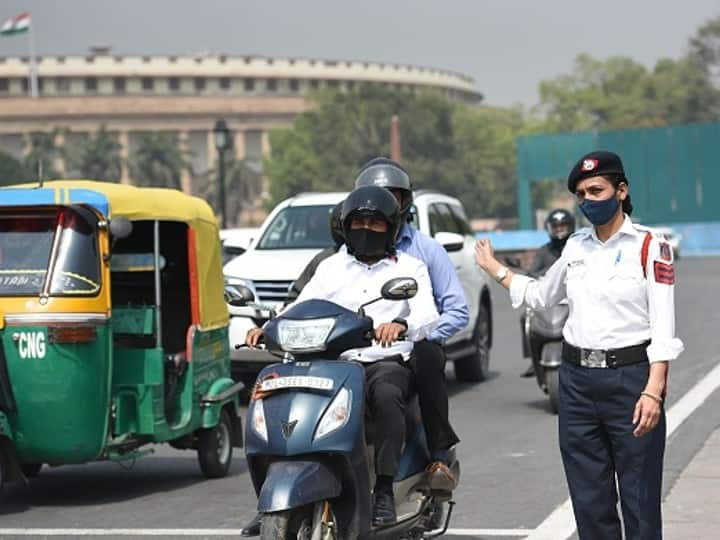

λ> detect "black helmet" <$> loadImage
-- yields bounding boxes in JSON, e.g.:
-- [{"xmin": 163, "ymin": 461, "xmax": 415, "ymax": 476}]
[
  {"xmin": 354, "ymin": 157, "xmax": 413, "ymax": 220},
  {"xmin": 330, "ymin": 200, "xmax": 344, "ymax": 247},
  {"xmin": 545, "ymin": 208, "xmax": 576, "ymax": 242},
  {"xmin": 342, "ymin": 185, "xmax": 401, "ymax": 258}
]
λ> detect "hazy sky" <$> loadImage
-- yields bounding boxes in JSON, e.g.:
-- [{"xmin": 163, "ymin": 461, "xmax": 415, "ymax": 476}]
[{"xmin": 1, "ymin": 0, "xmax": 719, "ymax": 106}]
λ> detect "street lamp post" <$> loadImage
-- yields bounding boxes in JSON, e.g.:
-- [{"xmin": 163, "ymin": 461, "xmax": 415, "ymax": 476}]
[{"xmin": 213, "ymin": 119, "xmax": 232, "ymax": 229}]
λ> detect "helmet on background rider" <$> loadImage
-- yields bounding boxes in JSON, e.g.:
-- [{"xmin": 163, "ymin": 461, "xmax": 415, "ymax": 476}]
[
  {"xmin": 544, "ymin": 208, "xmax": 576, "ymax": 249},
  {"xmin": 354, "ymin": 157, "xmax": 413, "ymax": 222},
  {"xmin": 329, "ymin": 200, "xmax": 345, "ymax": 247},
  {"xmin": 341, "ymin": 185, "xmax": 401, "ymax": 260}
]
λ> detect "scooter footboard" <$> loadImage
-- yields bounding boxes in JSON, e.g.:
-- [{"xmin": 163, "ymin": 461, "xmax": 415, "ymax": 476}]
[{"xmin": 258, "ymin": 461, "xmax": 341, "ymax": 513}]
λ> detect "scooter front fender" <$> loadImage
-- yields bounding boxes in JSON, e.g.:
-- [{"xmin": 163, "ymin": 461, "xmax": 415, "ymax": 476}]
[{"xmin": 258, "ymin": 460, "xmax": 341, "ymax": 513}]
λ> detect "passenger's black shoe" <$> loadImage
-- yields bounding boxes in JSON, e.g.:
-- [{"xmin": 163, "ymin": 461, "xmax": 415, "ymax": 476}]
[
  {"xmin": 521, "ymin": 364, "xmax": 535, "ymax": 377},
  {"xmin": 372, "ymin": 491, "xmax": 397, "ymax": 526},
  {"xmin": 241, "ymin": 512, "xmax": 262, "ymax": 537}
]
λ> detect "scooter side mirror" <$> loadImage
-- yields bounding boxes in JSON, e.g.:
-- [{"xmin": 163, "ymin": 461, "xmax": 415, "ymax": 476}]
[
  {"xmin": 381, "ymin": 277, "xmax": 418, "ymax": 301},
  {"xmin": 225, "ymin": 284, "xmax": 255, "ymax": 307}
]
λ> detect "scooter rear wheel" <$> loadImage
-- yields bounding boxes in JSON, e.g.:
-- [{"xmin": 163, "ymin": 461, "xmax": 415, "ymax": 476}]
[{"xmin": 260, "ymin": 508, "xmax": 314, "ymax": 540}]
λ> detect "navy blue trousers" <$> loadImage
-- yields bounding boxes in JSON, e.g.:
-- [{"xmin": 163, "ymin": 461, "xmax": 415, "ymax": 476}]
[{"xmin": 559, "ymin": 361, "xmax": 666, "ymax": 540}]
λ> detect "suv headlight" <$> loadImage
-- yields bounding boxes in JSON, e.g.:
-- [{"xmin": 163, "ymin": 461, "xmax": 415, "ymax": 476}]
[
  {"xmin": 315, "ymin": 387, "xmax": 352, "ymax": 440},
  {"xmin": 278, "ymin": 318, "xmax": 335, "ymax": 352},
  {"xmin": 251, "ymin": 399, "xmax": 268, "ymax": 442}
]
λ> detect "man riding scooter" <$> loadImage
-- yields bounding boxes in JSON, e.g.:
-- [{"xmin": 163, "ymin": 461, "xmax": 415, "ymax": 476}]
[
  {"xmin": 520, "ymin": 208, "xmax": 575, "ymax": 377},
  {"xmin": 246, "ymin": 185, "xmax": 440, "ymax": 527},
  {"xmin": 355, "ymin": 158, "xmax": 468, "ymax": 485}
]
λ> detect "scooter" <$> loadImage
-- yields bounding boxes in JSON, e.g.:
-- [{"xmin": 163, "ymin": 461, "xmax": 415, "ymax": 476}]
[
  {"xmin": 243, "ymin": 277, "xmax": 457, "ymax": 539},
  {"xmin": 522, "ymin": 301, "xmax": 568, "ymax": 414}
]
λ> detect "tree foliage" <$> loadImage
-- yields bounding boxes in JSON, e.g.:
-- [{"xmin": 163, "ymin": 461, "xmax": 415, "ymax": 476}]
[
  {"xmin": 0, "ymin": 151, "xmax": 31, "ymax": 185},
  {"xmin": 66, "ymin": 126, "xmax": 123, "ymax": 181},
  {"xmin": 266, "ymin": 87, "xmax": 522, "ymax": 218},
  {"xmin": 24, "ymin": 129, "xmax": 62, "ymax": 181},
  {"xmin": 128, "ymin": 132, "xmax": 189, "ymax": 189}
]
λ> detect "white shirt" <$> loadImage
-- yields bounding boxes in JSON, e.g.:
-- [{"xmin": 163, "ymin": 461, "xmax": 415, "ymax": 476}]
[
  {"xmin": 509, "ymin": 216, "xmax": 684, "ymax": 363},
  {"xmin": 294, "ymin": 246, "xmax": 439, "ymax": 362}
]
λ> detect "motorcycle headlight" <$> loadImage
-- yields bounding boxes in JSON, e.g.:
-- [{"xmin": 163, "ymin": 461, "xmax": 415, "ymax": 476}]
[
  {"xmin": 251, "ymin": 399, "xmax": 268, "ymax": 442},
  {"xmin": 315, "ymin": 387, "xmax": 352, "ymax": 440},
  {"xmin": 277, "ymin": 318, "xmax": 335, "ymax": 352}
]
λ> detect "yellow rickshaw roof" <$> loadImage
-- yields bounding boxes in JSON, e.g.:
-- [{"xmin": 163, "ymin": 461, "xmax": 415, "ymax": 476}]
[{"xmin": 12, "ymin": 180, "xmax": 219, "ymax": 226}]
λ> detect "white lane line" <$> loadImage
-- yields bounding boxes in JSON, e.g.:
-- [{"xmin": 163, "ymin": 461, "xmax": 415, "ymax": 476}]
[
  {"xmin": 0, "ymin": 530, "xmax": 244, "ymax": 536},
  {"xmin": 0, "ymin": 528, "xmax": 533, "ymax": 538},
  {"xmin": 447, "ymin": 528, "xmax": 532, "ymax": 536},
  {"xmin": 526, "ymin": 359, "xmax": 720, "ymax": 540}
]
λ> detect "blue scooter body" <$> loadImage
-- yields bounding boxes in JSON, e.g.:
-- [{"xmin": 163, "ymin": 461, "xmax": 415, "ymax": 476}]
[{"xmin": 245, "ymin": 299, "xmax": 435, "ymax": 539}]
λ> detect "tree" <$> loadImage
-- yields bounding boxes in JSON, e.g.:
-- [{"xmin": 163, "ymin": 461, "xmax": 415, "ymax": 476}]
[
  {"xmin": 535, "ymin": 52, "xmax": 720, "ymax": 133},
  {"xmin": 24, "ymin": 129, "xmax": 62, "ymax": 181},
  {"xmin": 0, "ymin": 151, "xmax": 31, "ymax": 185},
  {"xmin": 65, "ymin": 126, "xmax": 123, "ymax": 181},
  {"xmin": 128, "ymin": 132, "xmax": 189, "ymax": 189},
  {"xmin": 198, "ymin": 158, "xmax": 263, "ymax": 226},
  {"xmin": 265, "ymin": 86, "xmax": 518, "ymax": 219},
  {"xmin": 688, "ymin": 15, "xmax": 720, "ymax": 83}
]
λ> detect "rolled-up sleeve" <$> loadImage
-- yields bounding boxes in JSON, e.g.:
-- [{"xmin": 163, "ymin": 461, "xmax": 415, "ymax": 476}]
[
  {"xmin": 407, "ymin": 259, "xmax": 440, "ymax": 341},
  {"xmin": 645, "ymin": 239, "xmax": 684, "ymax": 363},
  {"xmin": 508, "ymin": 256, "xmax": 568, "ymax": 311}
]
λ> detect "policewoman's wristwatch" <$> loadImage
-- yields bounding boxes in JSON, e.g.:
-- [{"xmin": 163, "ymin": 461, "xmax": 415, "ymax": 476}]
[{"xmin": 494, "ymin": 265, "xmax": 509, "ymax": 283}]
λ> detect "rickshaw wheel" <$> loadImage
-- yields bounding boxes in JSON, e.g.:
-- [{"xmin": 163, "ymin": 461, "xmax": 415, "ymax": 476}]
[
  {"xmin": 197, "ymin": 409, "xmax": 233, "ymax": 478},
  {"xmin": 21, "ymin": 463, "xmax": 42, "ymax": 478}
]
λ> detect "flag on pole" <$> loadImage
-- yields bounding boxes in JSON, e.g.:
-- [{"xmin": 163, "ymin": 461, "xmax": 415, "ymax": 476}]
[{"xmin": 1, "ymin": 12, "xmax": 30, "ymax": 36}]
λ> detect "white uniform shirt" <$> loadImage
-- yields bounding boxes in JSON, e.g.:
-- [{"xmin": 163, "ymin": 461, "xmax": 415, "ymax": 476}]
[
  {"xmin": 509, "ymin": 216, "xmax": 684, "ymax": 363},
  {"xmin": 294, "ymin": 246, "xmax": 439, "ymax": 362}
]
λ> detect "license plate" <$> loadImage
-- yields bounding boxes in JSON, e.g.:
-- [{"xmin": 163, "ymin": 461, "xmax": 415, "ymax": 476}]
[{"xmin": 260, "ymin": 376, "xmax": 334, "ymax": 392}]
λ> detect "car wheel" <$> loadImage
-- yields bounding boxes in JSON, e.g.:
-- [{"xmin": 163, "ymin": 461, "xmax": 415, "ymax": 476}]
[{"xmin": 454, "ymin": 303, "xmax": 490, "ymax": 382}]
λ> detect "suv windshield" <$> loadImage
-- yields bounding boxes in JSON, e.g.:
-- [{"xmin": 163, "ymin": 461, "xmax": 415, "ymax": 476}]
[
  {"xmin": 0, "ymin": 209, "xmax": 100, "ymax": 296},
  {"xmin": 256, "ymin": 205, "xmax": 335, "ymax": 250}
]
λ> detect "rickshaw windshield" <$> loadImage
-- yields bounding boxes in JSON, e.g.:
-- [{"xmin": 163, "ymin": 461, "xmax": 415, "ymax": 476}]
[{"xmin": 0, "ymin": 209, "xmax": 101, "ymax": 297}]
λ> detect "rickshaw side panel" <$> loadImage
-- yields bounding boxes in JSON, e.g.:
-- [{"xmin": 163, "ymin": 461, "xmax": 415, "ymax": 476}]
[{"xmin": 2, "ymin": 323, "xmax": 112, "ymax": 463}]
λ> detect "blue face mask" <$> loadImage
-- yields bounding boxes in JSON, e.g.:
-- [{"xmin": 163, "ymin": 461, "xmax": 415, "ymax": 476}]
[{"xmin": 579, "ymin": 196, "xmax": 620, "ymax": 226}]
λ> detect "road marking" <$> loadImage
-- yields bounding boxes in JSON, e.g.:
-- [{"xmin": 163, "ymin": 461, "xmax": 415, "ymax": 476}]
[
  {"xmin": 0, "ymin": 528, "xmax": 533, "ymax": 538},
  {"xmin": 447, "ymin": 528, "xmax": 532, "ymax": 536},
  {"xmin": 526, "ymin": 359, "xmax": 720, "ymax": 540}
]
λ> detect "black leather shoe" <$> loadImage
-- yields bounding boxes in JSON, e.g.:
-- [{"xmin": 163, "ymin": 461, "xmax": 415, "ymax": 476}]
[
  {"xmin": 521, "ymin": 364, "xmax": 535, "ymax": 377},
  {"xmin": 241, "ymin": 512, "xmax": 262, "ymax": 537},
  {"xmin": 372, "ymin": 491, "xmax": 397, "ymax": 526}
]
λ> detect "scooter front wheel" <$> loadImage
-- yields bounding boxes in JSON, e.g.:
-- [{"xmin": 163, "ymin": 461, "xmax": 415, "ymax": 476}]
[{"xmin": 260, "ymin": 508, "xmax": 313, "ymax": 540}]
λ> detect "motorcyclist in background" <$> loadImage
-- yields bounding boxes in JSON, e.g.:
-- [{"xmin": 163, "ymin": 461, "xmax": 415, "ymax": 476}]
[{"xmin": 521, "ymin": 208, "xmax": 575, "ymax": 377}]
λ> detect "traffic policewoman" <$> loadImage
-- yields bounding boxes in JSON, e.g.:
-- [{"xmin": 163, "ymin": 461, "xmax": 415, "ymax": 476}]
[{"xmin": 474, "ymin": 150, "xmax": 683, "ymax": 540}]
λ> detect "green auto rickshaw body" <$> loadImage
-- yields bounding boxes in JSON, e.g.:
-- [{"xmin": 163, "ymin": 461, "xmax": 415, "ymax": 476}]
[{"xmin": 0, "ymin": 181, "xmax": 241, "ymax": 481}]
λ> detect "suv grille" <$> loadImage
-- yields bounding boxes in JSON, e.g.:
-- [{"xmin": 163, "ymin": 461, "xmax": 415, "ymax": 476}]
[{"xmin": 253, "ymin": 280, "xmax": 293, "ymax": 304}]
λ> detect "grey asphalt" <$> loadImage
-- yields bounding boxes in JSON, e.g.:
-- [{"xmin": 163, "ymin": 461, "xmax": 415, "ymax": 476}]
[{"xmin": 0, "ymin": 257, "xmax": 718, "ymax": 539}]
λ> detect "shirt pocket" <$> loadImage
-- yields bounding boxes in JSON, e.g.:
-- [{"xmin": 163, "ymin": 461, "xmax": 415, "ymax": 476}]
[
  {"xmin": 607, "ymin": 263, "xmax": 645, "ymax": 301},
  {"xmin": 565, "ymin": 263, "xmax": 587, "ymax": 298}
]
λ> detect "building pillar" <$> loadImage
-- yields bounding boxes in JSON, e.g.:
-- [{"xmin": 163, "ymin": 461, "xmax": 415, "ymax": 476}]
[
  {"xmin": 234, "ymin": 129, "xmax": 246, "ymax": 161},
  {"xmin": 119, "ymin": 131, "xmax": 131, "ymax": 184},
  {"xmin": 207, "ymin": 130, "xmax": 217, "ymax": 169},
  {"xmin": 54, "ymin": 131, "xmax": 66, "ymax": 178},
  {"xmin": 260, "ymin": 130, "xmax": 271, "ymax": 159},
  {"xmin": 179, "ymin": 130, "xmax": 192, "ymax": 195}
]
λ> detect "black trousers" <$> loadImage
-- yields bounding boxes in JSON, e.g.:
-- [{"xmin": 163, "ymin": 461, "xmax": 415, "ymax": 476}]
[
  {"xmin": 364, "ymin": 359, "xmax": 414, "ymax": 477},
  {"xmin": 408, "ymin": 340, "xmax": 460, "ymax": 453},
  {"xmin": 559, "ymin": 361, "xmax": 665, "ymax": 540}
]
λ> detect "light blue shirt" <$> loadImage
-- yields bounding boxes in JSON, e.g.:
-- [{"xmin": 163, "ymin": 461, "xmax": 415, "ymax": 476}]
[{"xmin": 396, "ymin": 223, "xmax": 469, "ymax": 343}]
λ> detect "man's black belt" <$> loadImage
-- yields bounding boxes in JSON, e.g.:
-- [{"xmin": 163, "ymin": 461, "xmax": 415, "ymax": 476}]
[{"xmin": 562, "ymin": 341, "xmax": 650, "ymax": 369}]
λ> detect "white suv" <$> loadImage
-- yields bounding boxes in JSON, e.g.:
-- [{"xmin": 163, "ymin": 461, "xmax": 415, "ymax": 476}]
[{"xmin": 224, "ymin": 191, "xmax": 493, "ymax": 385}]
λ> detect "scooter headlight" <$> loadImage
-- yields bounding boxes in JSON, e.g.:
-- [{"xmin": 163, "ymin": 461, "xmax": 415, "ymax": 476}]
[
  {"xmin": 277, "ymin": 318, "xmax": 335, "ymax": 352},
  {"xmin": 315, "ymin": 387, "xmax": 352, "ymax": 440},
  {"xmin": 251, "ymin": 399, "xmax": 268, "ymax": 442}
]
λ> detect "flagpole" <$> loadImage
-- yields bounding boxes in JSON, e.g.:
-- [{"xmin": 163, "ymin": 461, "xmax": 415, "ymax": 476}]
[{"xmin": 27, "ymin": 16, "xmax": 38, "ymax": 98}]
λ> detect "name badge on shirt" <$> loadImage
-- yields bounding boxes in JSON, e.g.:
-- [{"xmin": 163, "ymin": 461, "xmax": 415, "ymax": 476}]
[{"xmin": 568, "ymin": 259, "xmax": 586, "ymax": 269}]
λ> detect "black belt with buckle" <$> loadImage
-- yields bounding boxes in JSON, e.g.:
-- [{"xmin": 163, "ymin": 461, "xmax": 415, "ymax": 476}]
[{"xmin": 562, "ymin": 341, "xmax": 650, "ymax": 369}]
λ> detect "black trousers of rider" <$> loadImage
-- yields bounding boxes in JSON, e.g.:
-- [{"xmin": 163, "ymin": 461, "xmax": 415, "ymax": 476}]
[
  {"xmin": 364, "ymin": 359, "xmax": 414, "ymax": 477},
  {"xmin": 407, "ymin": 340, "xmax": 460, "ymax": 454},
  {"xmin": 559, "ymin": 360, "xmax": 665, "ymax": 540}
]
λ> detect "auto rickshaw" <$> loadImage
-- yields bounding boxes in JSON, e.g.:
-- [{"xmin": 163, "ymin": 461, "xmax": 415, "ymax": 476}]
[{"xmin": 0, "ymin": 180, "xmax": 243, "ymax": 487}]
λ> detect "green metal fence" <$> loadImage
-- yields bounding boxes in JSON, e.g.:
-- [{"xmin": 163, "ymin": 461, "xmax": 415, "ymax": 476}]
[{"xmin": 516, "ymin": 123, "xmax": 720, "ymax": 229}]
